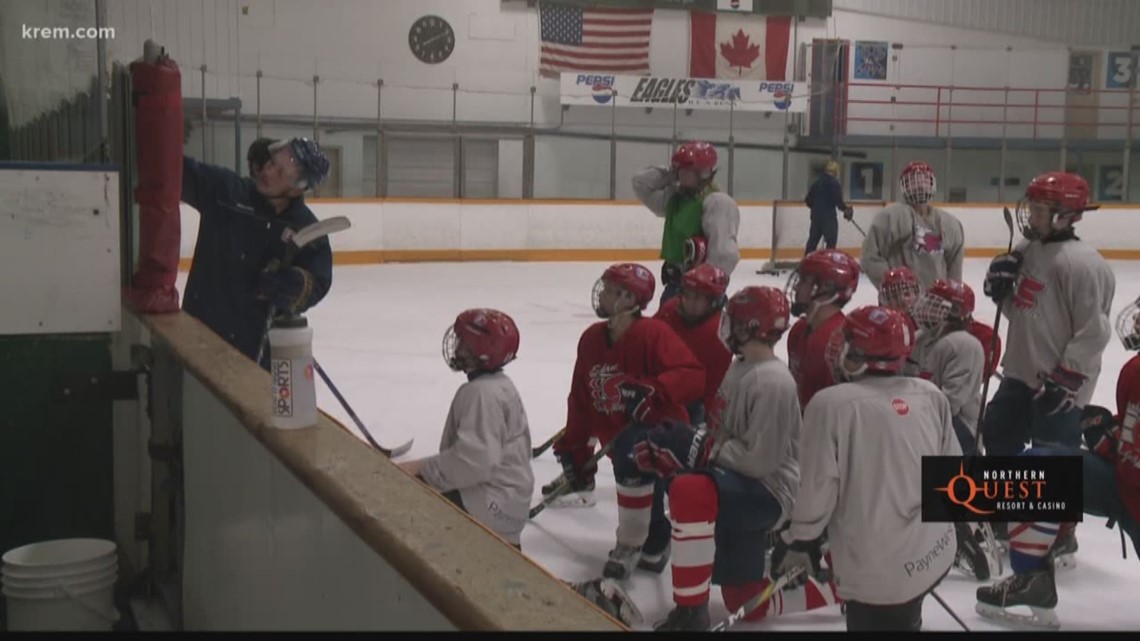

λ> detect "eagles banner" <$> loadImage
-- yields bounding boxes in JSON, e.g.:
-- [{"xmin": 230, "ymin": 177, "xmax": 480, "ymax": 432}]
[{"xmin": 559, "ymin": 72, "xmax": 807, "ymax": 113}]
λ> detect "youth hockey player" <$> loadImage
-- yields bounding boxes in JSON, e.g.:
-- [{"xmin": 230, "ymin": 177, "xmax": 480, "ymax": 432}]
[
  {"xmin": 399, "ymin": 309, "xmax": 534, "ymax": 550},
  {"xmin": 980, "ymin": 171, "xmax": 1115, "ymax": 549},
  {"xmin": 774, "ymin": 305, "xmax": 961, "ymax": 631},
  {"xmin": 976, "ymin": 298, "xmax": 1140, "ymax": 629},
  {"xmin": 634, "ymin": 286, "xmax": 800, "ymax": 631},
  {"xmin": 653, "ymin": 263, "xmax": 733, "ymax": 427},
  {"xmin": 632, "ymin": 141, "xmax": 741, "ymax": 304},
  {"xmin": 547, "ymin": 263, "xmax": 705, "ymax": 580},
  {"xmin": 786, "ymin": 249, "xmax": 861, "ymax": 409},
  {"xmin": 860, "ymin": 161, "xmax": 965, "ymax": 290}
]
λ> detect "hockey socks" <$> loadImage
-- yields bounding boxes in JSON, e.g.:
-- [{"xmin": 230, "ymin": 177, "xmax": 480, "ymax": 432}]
[{"xmin": 1009, "ymin": 521, "xmax": 1060, "ymax": 574}]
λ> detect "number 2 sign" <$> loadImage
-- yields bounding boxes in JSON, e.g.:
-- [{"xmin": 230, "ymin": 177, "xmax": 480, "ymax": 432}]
[
  {"xmin": 1106, "ymin": 51, "xmax": 1137, "ymax": 89},
  {"xmin": 1098, "ymin": 165, "xmax": 1124, "ymax": 201}
]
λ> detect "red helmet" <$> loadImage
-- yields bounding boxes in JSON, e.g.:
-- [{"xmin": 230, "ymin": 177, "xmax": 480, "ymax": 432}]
[
  {"xmin": 912, "ymin": 279, "xmax": 975, "ymax": 330},
  {"xmin": 785, "ymin": 249, "xmax": 860, "ymax": 315},
  {"xmin": 443, "ymin": 308, "xmax": 520, "ymax": 372},
  {"xmin": 719, "ymin": 286, "xmax": 791, "ymax": 353},
  {"xmin": 1017, "ymin": 171, "xmax": 1095, "ymax": 238},
  {"xmin": 593, "ymin": 263, "xmax": 656, "ymax": 316},
  {"xmin": 672, "ymin": 141, "xmax": 718, "ymax": 179},
  {"xmin": 826, "ymin": 305, "xmax": 916, "ymax": 379},
  {"xmin": 879, "ymin": 267, "xmax": 921, "ymax": 311},
  {"xmin": 899, "ymin": 161, "xmax": 936, "ymax": 206},
  {"xmin": 681, "ymin": 263, "xmax": 729, "ymax": 300}
]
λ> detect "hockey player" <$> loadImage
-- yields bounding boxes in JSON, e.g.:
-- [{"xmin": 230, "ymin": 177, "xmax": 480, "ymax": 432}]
[
  {"xmin": 878, "ymin": 267, "xmax": 922, "ymax": 369},
  {"xmin": 181, "ymin": 137, "xmax": 334, "ymax": 369},
  {"xmin": 653, "ymin": 263, "xmax": 733, "ymax": 427},
  {"xmin": 632, "ymin": 141, "xmax": 741, "ymax": 304},
  {"xmin": 785, "ymin": 249, "xmax": 861, "ymax": 409},
  {"xmin": 860, "ymin": 161, "xmax": 965, "ymax": 291},
  {"xmin": 247, "ymin": 137, "xmax": 277, "ymax": 178},
  {"xmin": 632, "ymin": 286, "xmax": 800, "ymax": 631},
  {"xmin": 399, "ymin": 309, "xmax": 534, "ymax": 551},
  {"xmin": 547, "ymin": 263, "xmax": 705, "ymax": 580},
  {"xmin": 774, "ymin": 306, "xmax": 961, "ymax": 631},
  {"xmin": 976, "ymin": 298, "xmax": 1140, "ymax": 629}
]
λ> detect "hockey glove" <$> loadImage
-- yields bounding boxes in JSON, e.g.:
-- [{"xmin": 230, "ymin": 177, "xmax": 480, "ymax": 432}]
[
  {"xmin": 843, "ymin": 205, "xmax": 854, "ymax": 221},
  {"xmin": 770, "ymin": 536, "xmax": 822, "ymax": 590},
  {"xmin": 616, "ymin": 378, "xmax": 665, "ymax": 425},
  {"xmin": 661, "ymin": 262, "xmax": 684, "ymax": 289},
  {"xmin": 983, "ymin": 252, "xmax": 1022, "ymax": 304},
  {"xmin": 682, "ymin": 235, "xmax": 708, "ymax": 271},
  {"xmin": 1034, "ymin": 366, "xmax": 1087, "ymax": 417},
  {"xmin": 255, "ymin": 259, "xmax": 315, "ymax": 313},
  {"xmin": 1080, "ymin": 404, "xmax": 1119, "ymax": 461},
  {"xmin": 643, "ymin": 420, "xmax": 715, "ymax": 478}
]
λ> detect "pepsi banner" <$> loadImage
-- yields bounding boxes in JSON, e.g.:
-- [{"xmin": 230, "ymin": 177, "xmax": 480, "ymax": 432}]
[{"xmin": 560, "ymin": 73, "xmax": 807, "ymax": 113}]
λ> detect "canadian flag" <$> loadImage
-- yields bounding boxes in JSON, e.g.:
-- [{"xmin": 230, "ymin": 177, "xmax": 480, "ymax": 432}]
[{"xmin": 689, "ymin": 9, "xmax": 791, "ymax": 80}]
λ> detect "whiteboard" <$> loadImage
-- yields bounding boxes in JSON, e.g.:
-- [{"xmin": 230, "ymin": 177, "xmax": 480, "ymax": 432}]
[{"xmin": 0, "ymin": 164, "xmax": 121, "ymax": 335}]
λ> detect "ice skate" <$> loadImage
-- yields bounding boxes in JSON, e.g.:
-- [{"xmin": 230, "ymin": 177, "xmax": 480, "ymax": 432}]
[
  {"xmin": 637, "ymin": 540, "xmax": 670, "ymax": 574},
  {"xmin": 603, "ymin": 543, "xmax": 642, "ymax": 581},
  {"xmin": 975, "ymin": 564, "xmax": 1060, "ymax": 629},
  {"xmin": 540, "ymin": 476, "xmax": 596, "ymax": 509},
  {"xmin": 654, "ymin": 603, "xmax": 710, "ymax": 631},
  {"xmin": 570, "ymin": 577, "xmax": 643, "ymax": 627}
]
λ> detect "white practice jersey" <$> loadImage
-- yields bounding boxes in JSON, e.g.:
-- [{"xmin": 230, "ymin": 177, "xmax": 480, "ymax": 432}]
[
  {"xmin": 918, "ymin": 329, "xmax": 985, "ymax": 434},
  {"xmin": 861, "ymin": 203, "xmax": 965, "ymax": 290},
  {"xmin": 708, "ymin": 357, "xmax": 802, "ymax": 524},
  {"xmin": 419, "ymin": 372, "xmax": 535, "ymax": 546},
  {"xmin": 1000, "ymin": 237, "xmax": 1116, "ymax": 407},
  {"xmin": 783, "ymin": 375, "xmax": 960, "ymax": 604}
]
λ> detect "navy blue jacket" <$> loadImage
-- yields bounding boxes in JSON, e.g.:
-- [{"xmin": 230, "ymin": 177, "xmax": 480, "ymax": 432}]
[
  {"xmin": 805, "ymin": 173, "xmax": 847, "ymax": 220},
  {"xmin": 181, "ymin": 156, "xmax": 333, "ymax": 366}
]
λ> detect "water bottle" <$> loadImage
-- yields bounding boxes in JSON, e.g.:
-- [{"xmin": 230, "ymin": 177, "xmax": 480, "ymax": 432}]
[{"xmin": 268, "ymin": 312, "xmax": 317, "ymax": 429}]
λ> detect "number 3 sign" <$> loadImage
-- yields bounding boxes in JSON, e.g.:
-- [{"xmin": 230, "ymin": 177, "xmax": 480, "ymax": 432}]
[{"xmin": 1106, "ymin": 51, "xmax": 1137, "ymax": 89}]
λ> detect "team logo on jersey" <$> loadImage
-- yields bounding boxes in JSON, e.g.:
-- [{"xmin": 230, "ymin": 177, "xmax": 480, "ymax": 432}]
[
  {"xmin": 1012, "ymin": 275, "xmax": 1046, "ymax": 311},
  {"xmin": 892, "ymin": 399, "xmax": 910, "ymax": 416},
  {"xmin": 912, "ymin": 222, "xmax": 944, "ymax": 256},
  {"xmin": 588, "ymin": 363, "xmax": 625, "ymax": 415}
]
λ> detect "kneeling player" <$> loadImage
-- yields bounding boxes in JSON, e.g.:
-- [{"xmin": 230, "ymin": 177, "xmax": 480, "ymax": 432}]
[
  {"xmin": 400, "ymin": 309, "xmax": 535, "ymax": 550},
  {"xmin": 634, "ymin": 286, "xmax": 802, "ymax": 631},
  {"xmin": 774, "ymin": 306, "xmax": 960, "ymax": 632},
  {"xmin": 548, "ymin": 263, "xmax": 705, "ymax": 580}
]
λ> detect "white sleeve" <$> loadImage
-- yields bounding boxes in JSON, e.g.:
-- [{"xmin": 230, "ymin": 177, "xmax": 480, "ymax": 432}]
[
  {"xmin": 783, "ymin": 396, "xmax": 839, "ymax": 544},
  {"xmin": 632, "ymin": 165, "xmax": 674, "ymax": 218}
]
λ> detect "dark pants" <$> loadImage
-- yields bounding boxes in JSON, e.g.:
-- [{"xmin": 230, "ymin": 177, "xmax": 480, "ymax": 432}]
[
  {"xmin": 805, "ymin": 216, "xmax": 839, "ymax": 255},
  {"xmin": 980, "ymin": 377, "xmax": 1082, "ymax": 456},
  {"xmin": 952, "ymin": 415, "xmax": 977, "ymax": 457},
  {"xmin": 845, "ymin": 594, "xmax": 925, "ymax": 631},
  {"xmin": 611, "ymin": 425, "xmax": 672, "ymax": 555},
  {"xmin": 703, "ymin": 466, "xmax": 784, "ymax": 584}
]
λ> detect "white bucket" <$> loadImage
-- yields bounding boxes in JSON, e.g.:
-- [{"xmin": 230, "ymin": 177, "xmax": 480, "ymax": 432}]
[{"xmin": 2, "ymin": 539, "xmax": 120, "ymax": 631}]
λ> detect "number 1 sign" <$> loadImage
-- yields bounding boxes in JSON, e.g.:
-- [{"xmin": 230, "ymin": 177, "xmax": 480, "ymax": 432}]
[{"xmin": 850, "ymin": 161, "xmax": 884, "ymax": 200}]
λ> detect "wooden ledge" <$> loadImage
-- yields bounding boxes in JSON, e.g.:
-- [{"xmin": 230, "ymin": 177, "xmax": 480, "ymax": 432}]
[{"xmin": 134, "ymin": 311, "xmax": 623, "ymax": 632}]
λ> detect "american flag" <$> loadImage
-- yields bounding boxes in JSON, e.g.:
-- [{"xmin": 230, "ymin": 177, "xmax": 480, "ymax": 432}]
[{"xmin": 538, "ymin": 3, "xmax": 654, "ymax": 79}]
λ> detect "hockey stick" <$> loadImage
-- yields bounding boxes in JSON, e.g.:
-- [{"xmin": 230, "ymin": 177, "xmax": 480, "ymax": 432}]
[
  {"xmin": 976, "ymin": 207, "xmax": 1016, "ymax": 456},
  {"xmin": 529, "ymin": 439, "xmax": 614, "ymax": 519},
  {"xmin": 255, "ymin": 216, "xmax": 352, "ymax": 365},
  {"xmin": 847, "ymin": 216, "xmax": 867, "ymax": 238},
  {"xmin": 533, "ymin": 427, "xmax": 566, "ymax": 458},
  {"xmin": 312, "ymin": 357, "xmax": 414, "ymax": 458},
  {"xmin": 709, "ymin": 566, "xmax": 806, "ymax": 632},
  {"xmin": 932, "ymin": 589, "xmax": 970, "ymax": 632}
]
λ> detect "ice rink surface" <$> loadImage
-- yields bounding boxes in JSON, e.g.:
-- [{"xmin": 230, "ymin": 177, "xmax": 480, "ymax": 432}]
[{"xmin": 180, "ymin": 256, "xmax": 1140, "ymax": 631}]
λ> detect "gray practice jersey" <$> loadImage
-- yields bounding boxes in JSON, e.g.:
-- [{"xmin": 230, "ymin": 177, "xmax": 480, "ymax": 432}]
[
  {"xmin": 632, "ymin": 166, "xmax": 741, "ymax": 276},
  {"xmin": 707, "ymin": 357, "xmax": 802, "ymax": 525},
  {"xmin": 918, "ymin": 330, "xmax": 985, "ymax": 434},
  {"xmin": 1000, "ymin": 238, "xmax": 1115, "ymax": 407},
  {"xmin": 419, "ymin": 372, "xmax": 535, "ymax": 546},
  {"xmin": 861, "ymin": 203, "xmax": 965, "ymax": 290},
  {"xmin": 783, "ymin": 376, "xmax": 960, "ymax": 604}
]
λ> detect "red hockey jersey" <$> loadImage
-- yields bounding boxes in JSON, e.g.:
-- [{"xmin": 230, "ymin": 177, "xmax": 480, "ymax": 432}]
[
  {"xmin": 787, "ymin": 312, "xmax": 846, "ymax": 410},
  {"xmin": 967, "ymin": 320, "xmax": 1002, "ymax": 380},
  {"xmin": 654, "ymin": 298, "xmax": 732, "ymax": 422},
  {"xmin": 556, "ymin": 317, "xmax": 705, "ymax": 466},
  {"xmin": 1114, "ymin": 354, "xmax": 1140, "ymax": 523}
]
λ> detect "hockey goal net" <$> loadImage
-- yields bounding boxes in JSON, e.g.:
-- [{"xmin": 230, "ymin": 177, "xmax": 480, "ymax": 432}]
[{"xmin": 756, "ymin": 199, "xmax": 888, "ymax": 275}]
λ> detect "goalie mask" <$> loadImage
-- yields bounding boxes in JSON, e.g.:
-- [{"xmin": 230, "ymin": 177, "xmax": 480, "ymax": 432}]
[
  {"xmin": 442, "ymin": 308, "xmax": 520, "ymax": 373},
  {"xmin": 899, "ymin": 161, "xmax": 936, "ymax": 206}
]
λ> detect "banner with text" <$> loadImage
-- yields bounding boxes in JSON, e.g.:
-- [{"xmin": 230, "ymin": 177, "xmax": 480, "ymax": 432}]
[{"xmin": 560, "ymin": 72, "xmax": 807, "ymax": 113}]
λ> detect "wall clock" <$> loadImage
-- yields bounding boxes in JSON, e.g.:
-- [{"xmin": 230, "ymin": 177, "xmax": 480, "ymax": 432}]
[{"xmin": 409, "ymin": 15, "xmax": 455, "ymax": 65}]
